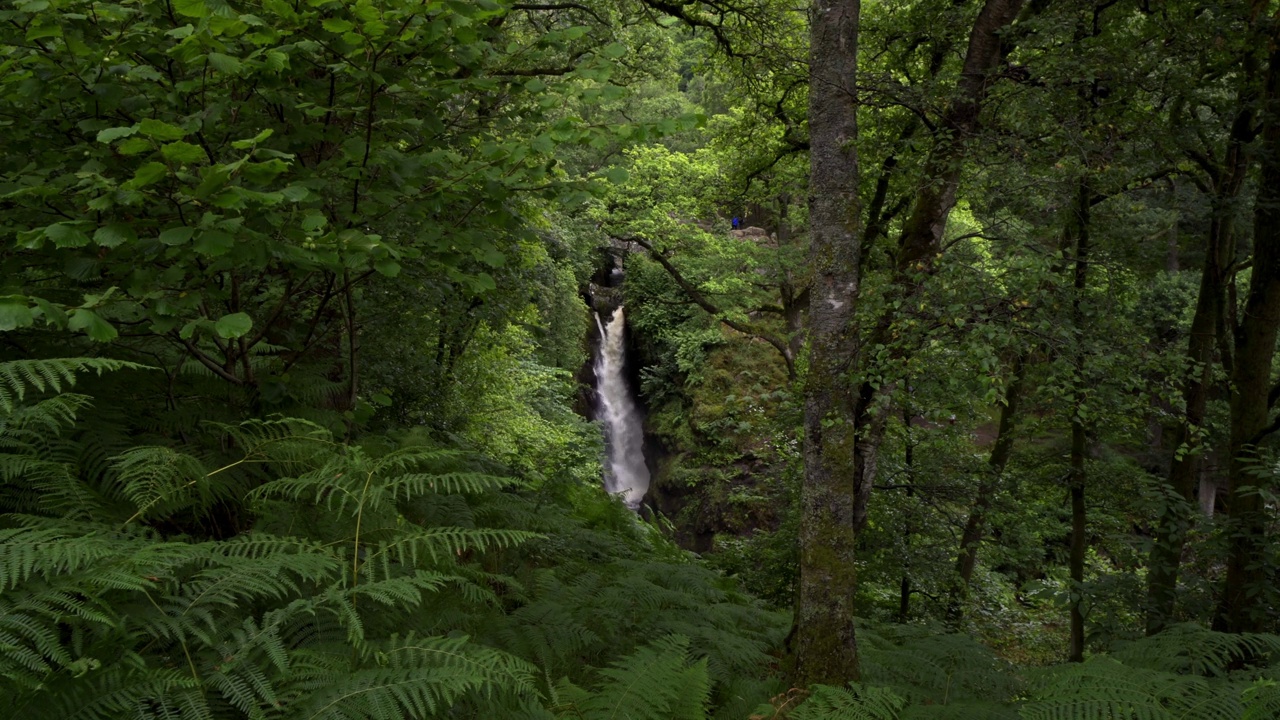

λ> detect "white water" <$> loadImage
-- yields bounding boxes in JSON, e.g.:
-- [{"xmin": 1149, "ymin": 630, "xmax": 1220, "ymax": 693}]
[{"xmin": 593, "ymin": 307, "xmax": 649, "ymax": 509}]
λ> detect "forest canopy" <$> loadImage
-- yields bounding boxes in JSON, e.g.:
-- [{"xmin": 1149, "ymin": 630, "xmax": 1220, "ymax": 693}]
[{"xmin": 4, "ymin": 0, "xmax": 1280, "ymax": 718}]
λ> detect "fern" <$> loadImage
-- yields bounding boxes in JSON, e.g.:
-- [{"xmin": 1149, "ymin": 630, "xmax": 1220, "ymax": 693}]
[
  {"xmin": 1020, "ymin": 657, "xmax": 1240, "ymax": 720},
  {"xmin": 0, "ymin": 358, "xmax": 147, "ymax": 414},
  {"xmin": 553, "ymin": 635, "xmax": 710, "ymax": 720},
  {"xmin": 788, "ymin": 684, "xmax": 908, "ymax": 720},
  {"xmin": 859, "ymin": 624, "xmax": 1023, "ymax": 707},
  {"xmin": 113, "ymin": 446, "xmax": 214, "ymax": 523},
  {"xmin": 1243, "ymin": 679, "xmax": 1280, "ymax": 720},
  {"xmin": 0, "ymin": 367, "xmax": 787, "ymax": 718},
  {"xmin": 1110, "ymin": 623, "xmax": 1280, "ymax": 677}
]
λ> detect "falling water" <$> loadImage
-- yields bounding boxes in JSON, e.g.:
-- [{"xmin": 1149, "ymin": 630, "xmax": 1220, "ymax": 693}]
[{"xmin": 593, "ymin": 306, "xmax": 650, "ymax": 509}]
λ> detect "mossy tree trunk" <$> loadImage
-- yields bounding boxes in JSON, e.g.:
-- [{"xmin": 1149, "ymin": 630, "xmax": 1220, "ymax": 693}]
[
  {"xmin": 1067, "ymin": 179, "xmax": 1091, "ymax": 664},
  {"xmin": 1216, "ymin": 35, "xmax": 1280, "ymax": 634},
  {"xmin": 1146, "ymin": 16, "xmax": 1264, "ymax": 634},
  {"xmin": 791, "ymin": 0, "xmax": 865, "ymax": 687},
  {"xmin": 791, "ymin": 0, "xmax": 1026, "ymax": 684}
]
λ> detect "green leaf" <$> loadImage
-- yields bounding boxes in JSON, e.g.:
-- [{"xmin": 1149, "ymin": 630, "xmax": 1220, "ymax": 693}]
[
  {"xmin": 126, "ymin": 162, "xmax": 169, "ymax": 188},
  {"xmin": 32, "ymin": 298, "xmax": 67, "ymax": 327},
  {"xmin": 138, "ymin": 119, "xmax": 187, "ymax": 141},
  {"xmin": 26, "ymin": 23, "xmax": 62, "ymax": 41},
  {"xmin": 374, "ymin": 259, "xmax": 401, "ymax": 277},
  {"xmin": 231, "ymin": 129, "xmax": 274, "ymax": 149},
  {"xmin": 158, "ymin": 226, "xmax": 196, "ymax": 245},
  {"xmin": 45, "ymin": 223, "xmax": 91, "ymax": 248},
  {"xmin": 193, "ymin": 230, "xmax": 235, "ymax": 256},
  {"xmin": 604, "ymin": 167, "xmax": 629, "ymax": 184},
  {"xmin": 97, "ymin": 126, "xmax": 138, "ymax": 143},
  {"xmin": 117, "ymin": 136, "xmax": 153, "ymax": 155},
  {"xmin": 241, "ymin": 159, "xmax": 290, "ymax": 185},
  {"xmin": 301, "ymin": 213, "xmax": 327, "ymax": 232},
  {"xmin": 601, "ymin": 42, "xmax": 628, "ymax": 59},
  {"xmin": 161, "ymin": 141, "xmax": 209, "ymax": 164},
  {"xmin": 214, "ymin": 312, "xmax": 253, "ymax": 339},
  {"xmin": 0, "ymin": 300, "xmax": 34, "ymax": 331},
  {"xmin": 68, "ymin": 309, "xmax": 118, "ymax": 342},
  {"xmin": 207, "ymin": 53, "xmax": 243, "ymax": 74},
  {"xmin": 172, "ymin": 0, "xmax": 209, "ymax": 17},
  {"xmin": 94, "ymin": 224, "xmax": 137, "ymax": 248},
  {"xmin": 323, "ymin": 18, "xmax": 355, "ymax": 33}
]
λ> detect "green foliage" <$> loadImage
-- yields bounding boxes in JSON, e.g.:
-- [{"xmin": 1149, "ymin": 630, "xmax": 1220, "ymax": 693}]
[
  {"xmin": 553, "ymin": 635, "xmax": 711, "ymax": 720},
  {"xmin": 0, "ymin": 357, "xmax": 786, "ymax": 718},
  {"xmin": 0, "ymin": 358, "xmax": 146, "ymax": 414},
  {"xmin": 789, "ymin": 684, "xmax": 908, "ymax": 720}
]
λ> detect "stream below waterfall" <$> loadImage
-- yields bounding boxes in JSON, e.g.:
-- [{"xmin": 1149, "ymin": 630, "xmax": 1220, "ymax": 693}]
[{"xmin": 593, "ymin": 306, "xmax": 649, "ymax": 508}]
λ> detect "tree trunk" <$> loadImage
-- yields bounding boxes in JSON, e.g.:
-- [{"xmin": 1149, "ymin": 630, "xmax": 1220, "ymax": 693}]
[
  {"xmin": 947, "ymin": 353, "xmax": 1026, "ymax": 623},
  {"xmin": 1066, "ymin": 177, "xmax": 1092, "ymax": 663},
  {"xmin": 898, "ymin": 404, "xmax": 916, "ymax": 623},
  {"xmin": 1144, "ymin": 199, "xmax": 1234, "ymax": 634},
  {"xmin": 1216, "ymin": 38, "xmax": 1280, "ymax": 634},
  {"xmin": 1068, "ymin": 417, "xmax": 1087, "ymax": 662},
  {"xmin": 791, "ymin": 0, "xmax": 864, "ymax": 686},
  {"xmin": 893, "ymin": 0, "xmax": 1025, "ymax": 267},
  {"xmin": 1147, "ymin": 41, "xmax": 1262, "ymax": 635},
  {"xmin": 792, "ymin": 0, "xmax": 1025, "ymax": 684}
]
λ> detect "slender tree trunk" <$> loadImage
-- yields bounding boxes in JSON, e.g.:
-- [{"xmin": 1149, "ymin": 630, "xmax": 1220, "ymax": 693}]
[
  {"xmin": 898, "ymin": 404, "xmax": 916, "ymax": 623},
  {"xmin": 1068, "ymin": 179, "xmax": 1091, "ymax": 663},
  {"xmin": 849, "ymin": 0, "xmax": 1026, "ymax": 537},
  {"xmin": 1145, "ymin": 207, "xmax": 1234, "ymax": 634},
  {"xmin": 791, "ymin": 0, "xmax": 864, "ymax": 686},
  {"xmin": 1147, "ymin": 45, "xmax": 1262, "ymax": 635},
  {"xmin": 893, "ymin": 0, "xmax": 1025, "ymax": 266},
  {"xmin": 947, "ymin": 353, "xmax": 1026, "ymax": 623},
  {"xmin": 1068, "ymin": 416, "xmax": 1088, "ymax": 661},
  {"xmin": 1216, "ymin": 38, "xmax": 1280, "ymax": 634}
]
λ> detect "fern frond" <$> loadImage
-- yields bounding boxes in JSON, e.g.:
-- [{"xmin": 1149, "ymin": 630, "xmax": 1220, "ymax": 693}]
[
  {"xmin": 295, "ymin": 635, "xmax": 537, "ymax": 719},
  {"xmin": 25, "ymin": 663, "xmax": 207, "ymax": 720},
  {"xmin": 1020, "ymin": 657, "xmax": 1240, "ymax": 720},
  {"xmin": 0, "ymin": 394, "xmax": 94, "ymax": 441},
  {"xmin": 1112, "ymin": 623, "xmax": 1280, "ymax": 677},
  {"xmin": 790, "ymin": 683, "xmax": 908, "ymax": 720},
  {"xmin": 1243, "ymin": 679, "xmax": 1280, "ymax": 720},
  {"xmin": 358, "ymin": 527, "xmax": 542, "ymax": 573},
  {"xmin": 112, "ymin": 446, "xmax": 211, "ymax": 522},
  {"xmin": 0, "ymin": 359, "xmax": 148, "ymax": 415},
  {"xmin": 553, "ymin": 635, "xmax": 710, "ymax": 720},
  {"xmin": 861, "ymin": 628, "xmax": 1021, "ymax": 706}
]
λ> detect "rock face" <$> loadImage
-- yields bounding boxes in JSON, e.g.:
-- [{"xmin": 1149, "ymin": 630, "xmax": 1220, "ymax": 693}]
[{"xmin": 731, "ymin": 225, "xmax": 773, "ymax": 244}]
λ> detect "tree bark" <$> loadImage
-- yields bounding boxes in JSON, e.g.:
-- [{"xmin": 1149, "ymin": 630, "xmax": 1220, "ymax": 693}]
[
  {"xmin": 1216, "ymin": 36, "xmax": 1280, "ymax": 634},
  {"xmin": 893, "ymin": 0, "xmax": 1025, "ymax": 268},
  {"xmin": 898, "ymin": 404, "xmax": 917, "ymax": 623},
  {"xmin": 1068, "ymin": 415, "xmax": 1087, "ymax": 662},
  {"xmin": 792, "ymin": 0, "xmax": 1025, "ymax": 683},
  {"xmin": 947, "ymin": 353, "xmax": 1026, "ymax": 623},
  {"xmin": 791, "ymin": 0, "xmax": 864, "ymax": 687},
  {"xmin": 1146, "ymin": 6, "xmax": 1266, "ymax": 636},
  {"xmin": 1068, "ymin": 179, "xmax": 1091, "ymax": 663},
  {"xmin": 844, "ymin": 0, "xmax": 1028, "ymax": 548},
  {"xmin": 1144, "ymin": 182, "xmax": 1239, "ymax": 634}
]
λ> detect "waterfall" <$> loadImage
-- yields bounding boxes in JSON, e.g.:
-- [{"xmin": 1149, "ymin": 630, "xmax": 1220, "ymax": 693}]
[{"xmin": 593, "ymin": 306, "xmax": 650, "ymax": 509}]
